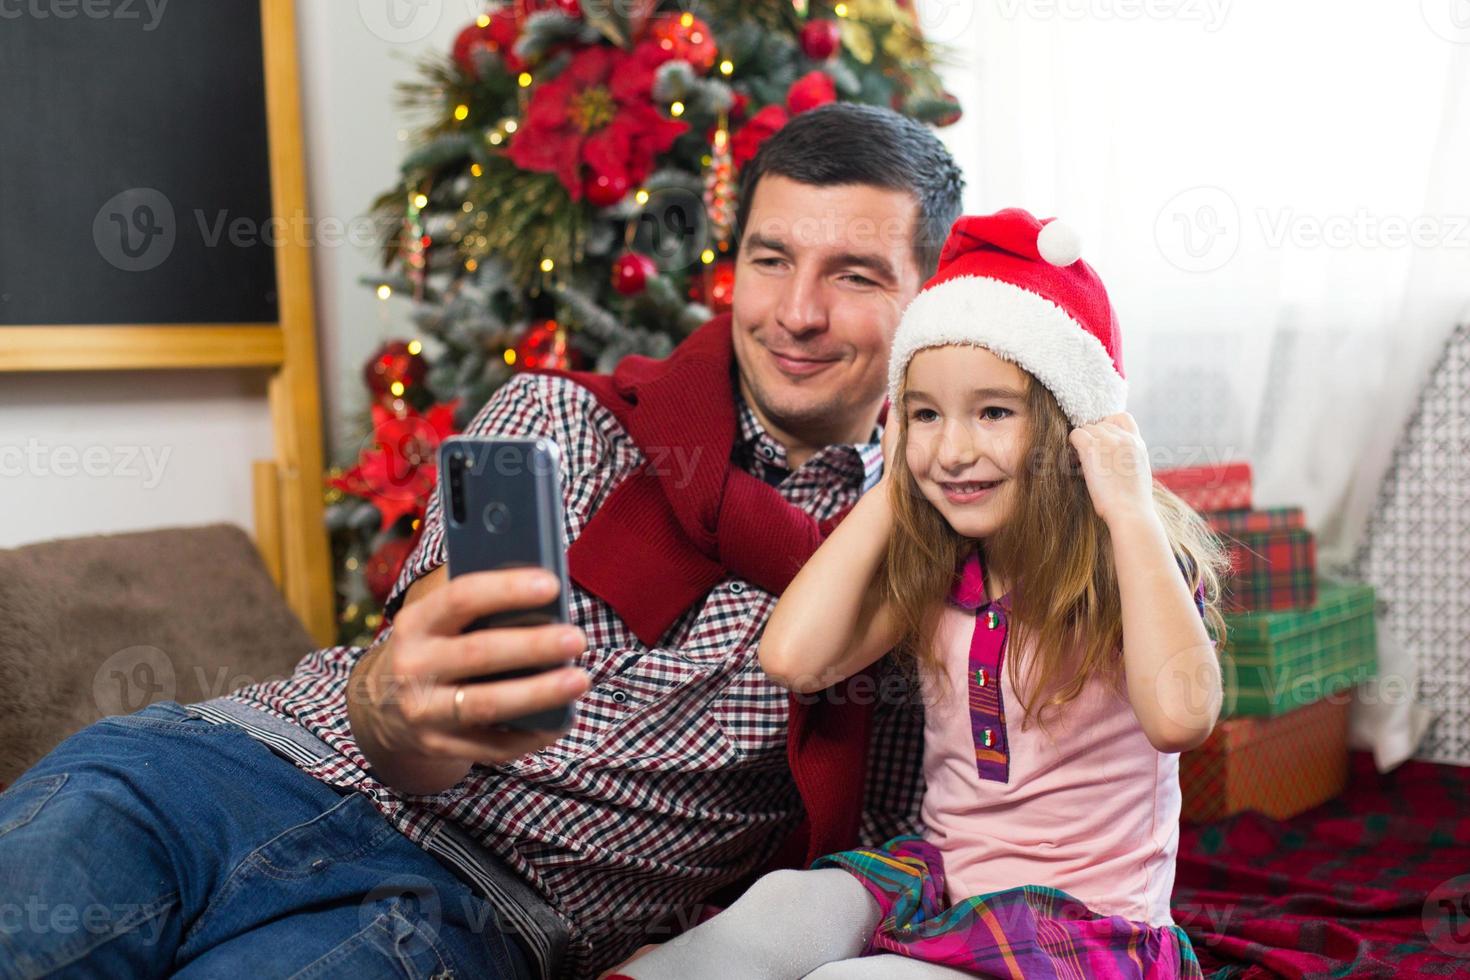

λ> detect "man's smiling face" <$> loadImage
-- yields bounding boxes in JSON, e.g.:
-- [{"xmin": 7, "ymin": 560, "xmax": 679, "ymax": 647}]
[{"xmin": 730, "ymin": 175, "xmax": 925, "ymax": 452}]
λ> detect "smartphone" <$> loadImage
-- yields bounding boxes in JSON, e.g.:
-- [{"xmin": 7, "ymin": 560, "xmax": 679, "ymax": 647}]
[{"xmin": 439, "ymin": 436, "xmax": 576, "ymax": 732}]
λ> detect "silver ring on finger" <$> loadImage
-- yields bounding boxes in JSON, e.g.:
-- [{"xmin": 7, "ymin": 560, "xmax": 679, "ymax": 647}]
[{"xmin": 453, "ymin": 685, "xmax": 467, "ymax": 726}]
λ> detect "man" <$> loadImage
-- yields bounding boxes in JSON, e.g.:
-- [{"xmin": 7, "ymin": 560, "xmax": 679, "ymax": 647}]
[{"xmin": 0, "ymin": 103, "xmax": 964, "ymax": 979}]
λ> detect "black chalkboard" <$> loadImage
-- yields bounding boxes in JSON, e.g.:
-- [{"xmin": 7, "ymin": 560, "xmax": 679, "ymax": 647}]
[{"xmin": 0, "ymin": 1, "xmax": 279, "ymax": 326}]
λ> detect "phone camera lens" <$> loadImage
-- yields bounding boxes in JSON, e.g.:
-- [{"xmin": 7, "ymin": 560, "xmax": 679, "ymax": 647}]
[
  {"xmin": 483, "ymin": 501, "xmax": 510, "ymax": 534},
  {"xmin": 447, "ymin": 451, "xmax": 468, "ymax": 524}
]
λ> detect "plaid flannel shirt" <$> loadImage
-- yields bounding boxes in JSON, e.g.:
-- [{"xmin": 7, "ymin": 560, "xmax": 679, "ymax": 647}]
[{"xmin": 199, "ymin": 372, "xmax": 926, "ymax": 978}]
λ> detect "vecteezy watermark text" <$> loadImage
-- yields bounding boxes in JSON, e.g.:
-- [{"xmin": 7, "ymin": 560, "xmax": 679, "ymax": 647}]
[
  {"xmin": 93, "ymin": 187, "xmax": 387, "ymax": 274},
  {"xmin": 0, "ymin": 439, "xmax": 171, "ymax": 489},
  {"xmin": 1156, "ymin": 185, "xmax": 1470, "ymax": 272},
  {"xmin": 0, "ymin": 0, "xmax": 168, "ymax": 31}
]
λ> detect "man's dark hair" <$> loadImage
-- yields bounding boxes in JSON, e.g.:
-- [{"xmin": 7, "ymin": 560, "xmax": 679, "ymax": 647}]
[{"xmin": 734, "ymin": 102, "xmax": 966, "ymax": 278}]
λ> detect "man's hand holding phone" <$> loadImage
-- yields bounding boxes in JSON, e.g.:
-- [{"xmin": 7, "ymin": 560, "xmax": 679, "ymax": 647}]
[{"xmin": 348, "ymin": 565, "xmax": 589, "ymax": 796}]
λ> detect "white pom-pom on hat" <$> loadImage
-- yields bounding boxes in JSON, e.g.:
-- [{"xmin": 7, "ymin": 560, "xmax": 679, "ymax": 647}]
[{"xmin": 1036, "ymin": 220, "xmax": 1082, "ymax": 267}]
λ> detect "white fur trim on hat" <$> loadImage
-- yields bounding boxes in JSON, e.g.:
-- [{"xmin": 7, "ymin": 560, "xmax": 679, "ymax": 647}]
[{"xmin": 887, "ymin": 275, "xmax": 1127, "ymax": 425}]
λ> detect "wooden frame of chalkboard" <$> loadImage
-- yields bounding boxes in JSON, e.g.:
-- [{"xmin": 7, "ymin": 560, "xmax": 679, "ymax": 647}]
[{"xmin": 0, "ymin": 0, "xmax": 334, "ymax": 645}]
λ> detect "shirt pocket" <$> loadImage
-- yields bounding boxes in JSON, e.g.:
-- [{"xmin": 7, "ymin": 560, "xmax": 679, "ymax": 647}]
[
  {"xmin": 709, "ymin": 659, "xmax": 792, "ymax": 770},
  {"xmin": 510, "ymin": 648, "xmax": 739, "ymax": 774},
  {"xmin": 677, "ymin": 581, "xmax": 774, "ymax": 661}
]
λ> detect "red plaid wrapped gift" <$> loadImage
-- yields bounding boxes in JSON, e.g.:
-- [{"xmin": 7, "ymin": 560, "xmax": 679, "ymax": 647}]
[
  {"xmin": 1205, "ymin": 507, "xmax": 1317, "ymax": 613},
  {"xmin": 1179, "ymin": 695, "xmax": 1350, "ymax": 823},
  {"xmin": 1156, "ymin": 462, "xmax": 1253, "ymax": 512}
]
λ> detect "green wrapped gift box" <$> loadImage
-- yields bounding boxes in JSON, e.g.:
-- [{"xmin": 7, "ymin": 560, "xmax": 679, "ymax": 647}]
[{"xmin": 1220, "ymin": 580, "xmax": 1377, "ymax": 718}]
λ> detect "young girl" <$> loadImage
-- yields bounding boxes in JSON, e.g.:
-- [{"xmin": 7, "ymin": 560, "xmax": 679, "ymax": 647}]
[{"xmin": 614, "ymin": 209, "xmax": 1227, "ymax": 979}]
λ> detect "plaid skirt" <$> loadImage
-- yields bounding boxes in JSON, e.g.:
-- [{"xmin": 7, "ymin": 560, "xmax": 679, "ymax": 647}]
[{"xmin": 812, "ymin": 835, "xmax": 1203, "ymax": 979}]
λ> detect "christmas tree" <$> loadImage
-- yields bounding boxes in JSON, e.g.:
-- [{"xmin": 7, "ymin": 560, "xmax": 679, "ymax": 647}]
[{"xmin": 326, "ymin": 0, "xmax": 962, "ymax": 645}]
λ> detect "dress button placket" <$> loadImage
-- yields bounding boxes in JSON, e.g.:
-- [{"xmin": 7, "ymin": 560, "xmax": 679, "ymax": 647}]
[{"xmin": 968, "ymin": 600, "xmax": 1011, "ymax": 783}]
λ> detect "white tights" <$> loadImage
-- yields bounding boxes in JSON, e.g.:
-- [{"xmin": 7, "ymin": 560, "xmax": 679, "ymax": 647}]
[{"xmin": 618, "ymin": 868, "xmax": 975, "ymax": 979}]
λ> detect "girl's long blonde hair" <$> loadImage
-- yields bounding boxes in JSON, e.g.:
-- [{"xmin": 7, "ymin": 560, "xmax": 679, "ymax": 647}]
[{"xmin": 879, "ymin": 364, "xmax": 1229, "ymax": 731}]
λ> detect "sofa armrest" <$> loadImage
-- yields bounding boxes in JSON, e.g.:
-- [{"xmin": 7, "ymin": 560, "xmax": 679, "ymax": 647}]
[{"xmin": 0, "ymin": 523, "xmax": 317, "ymax": 784}]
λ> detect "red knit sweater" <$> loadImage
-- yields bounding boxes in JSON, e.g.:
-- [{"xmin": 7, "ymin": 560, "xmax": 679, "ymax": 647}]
[{"xmin": 534, "ymin": 316, "xmax": 877, "ymax": 871}]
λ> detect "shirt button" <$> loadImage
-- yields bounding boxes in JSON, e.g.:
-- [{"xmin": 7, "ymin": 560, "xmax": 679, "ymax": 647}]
[
  {"xmin": 986, "ymin": 609, "xmax": 1001, "ymax": 630},
  {"xmin": 975, "ymin": 668, "xmax": 988, "ymax": 687},
  {"xmin": 982, "ymin": 728, "xmax": 994, "ymax": 747},
  {"xmin": 610, "ymin": 690, "xmax": 628, "ymax": 704},
  {"xmin": 760, "ymin": 445, "xmax": 776, "ymax": 459},
  {"xmin": 729, "ymin": 582, "xmax": 745, "ymax": 594}
]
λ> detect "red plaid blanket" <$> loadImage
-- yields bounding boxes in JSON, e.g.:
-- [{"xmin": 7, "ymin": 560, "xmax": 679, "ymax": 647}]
[{"xmin": 1172, "ymin": 750, "xmax": 1470, "ymax": 978}]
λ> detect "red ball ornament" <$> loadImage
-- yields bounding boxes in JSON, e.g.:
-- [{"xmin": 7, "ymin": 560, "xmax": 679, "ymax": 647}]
[
  {"xmin": 647, "ymin": 12, "xmax": 718, "ymax": 75},
  {"xmin": 584, "ymin": 170, "xmax": 630, "ymax": 208},
  {"xmin": 452, "ymin": 10, "xmax": 523, "ymax": 77},
  {"xmin": 452, "ymin": 23, "xmax": 495, "ymax": 77},
  {"xmin": 364, "ymin": 536, "xmax": 416, "ymax": 603},
  {"xmin": 514, "ymin": 319, "xmax": 576, "ymax": 370},
  {"xmin": 363, "ymin": 340, "xmax": 426, "ymax": 402},
  {"xmin": 934, "ymin": 92, "xmax": 964, "ymax": 127},
  {"xmin": 788, "ymin": 70, "xmax": 838, "ymax": 115},
  {"xmin": 612, "ymin": 252, "xmax": 658, "ymax": 296},
  {"xmin": 800, "ymin": 19, "xmax": 842, "ymax": 61}
]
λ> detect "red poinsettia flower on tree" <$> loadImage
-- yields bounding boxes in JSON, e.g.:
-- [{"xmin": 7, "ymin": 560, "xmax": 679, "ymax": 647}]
[
  {"xmin": 508, "ymin": 43, "xmax": 689, "ymax": 202},
  {"xmin": 731, "ymin": 105, "xmax": 790, "ymax": 169},
  {"xmin": 330, "ymin": 401, "xmax": 459, "ymax": 532}
]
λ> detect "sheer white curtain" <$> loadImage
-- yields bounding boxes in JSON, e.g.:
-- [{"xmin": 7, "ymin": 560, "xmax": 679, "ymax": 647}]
[{"xmin": 916, "ymin": 0, "xmax": 1470, "ymax": 768}]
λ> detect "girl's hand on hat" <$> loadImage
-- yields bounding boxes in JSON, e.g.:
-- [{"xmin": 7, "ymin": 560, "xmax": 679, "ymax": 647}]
[{"xmin": 1069, "ymin": 412, "xmax": 1157, "ymax": 529}]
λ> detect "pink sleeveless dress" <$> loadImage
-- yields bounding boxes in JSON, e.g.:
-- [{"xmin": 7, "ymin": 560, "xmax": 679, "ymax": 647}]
[{"xmin": 813, "ymin": 550, "xmax": 1204, "ymax": 978}]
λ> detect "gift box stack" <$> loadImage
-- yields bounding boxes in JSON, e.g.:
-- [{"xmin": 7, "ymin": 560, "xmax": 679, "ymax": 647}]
[{"xmin": 1156, "ymin": 462, "xmax": 1379, "ymax": 823}]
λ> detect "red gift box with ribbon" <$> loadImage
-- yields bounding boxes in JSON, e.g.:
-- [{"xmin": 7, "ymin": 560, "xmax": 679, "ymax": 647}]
[{"xmin": 1156, "ymin": 461, "xmax": 1253, "ymax": 513}]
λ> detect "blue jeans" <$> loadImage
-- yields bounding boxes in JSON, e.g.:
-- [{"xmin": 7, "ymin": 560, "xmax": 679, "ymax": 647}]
[{"xmin": 0, "ymin": 702, "xmax": 534, "ymax": 979}]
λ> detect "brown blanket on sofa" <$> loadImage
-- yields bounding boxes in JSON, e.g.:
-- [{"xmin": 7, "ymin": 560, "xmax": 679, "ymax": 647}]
[{"xmin": 0, "ymin": 523, "xmax": 317, "ymax": 784}]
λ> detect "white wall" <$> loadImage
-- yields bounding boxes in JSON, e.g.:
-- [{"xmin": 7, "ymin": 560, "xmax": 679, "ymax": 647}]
[
  {"xmin": 296, "ymin": 0, "xmax": 471, "ymax": 465},
  {"xmin": 0, "ymin": 2, "xmax": 468, "ymax": 549},
  {"xmin": 0, "ymin": 371, "xmax": 275, "ymax": 548}
]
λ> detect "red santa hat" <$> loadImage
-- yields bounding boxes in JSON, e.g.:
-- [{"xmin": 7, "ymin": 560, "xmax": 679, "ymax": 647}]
[{"xmin": 887, "ymin": 208, "xmax": 1125, "ymax": 426}]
